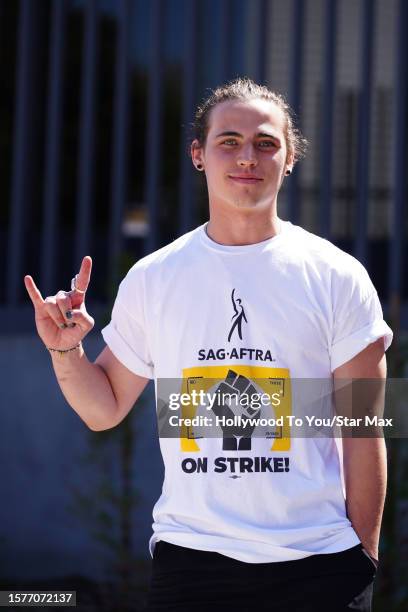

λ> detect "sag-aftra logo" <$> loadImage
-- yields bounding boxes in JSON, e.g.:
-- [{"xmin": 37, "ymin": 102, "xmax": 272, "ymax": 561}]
[{"xmin": 197, "ymin": 288, "xmax": 276, "ymax": 362}]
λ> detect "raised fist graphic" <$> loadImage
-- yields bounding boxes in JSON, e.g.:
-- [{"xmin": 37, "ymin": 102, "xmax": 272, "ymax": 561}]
[{"xmin": 210, "ymin": 369, "xmax": 261, "ymax": 451}]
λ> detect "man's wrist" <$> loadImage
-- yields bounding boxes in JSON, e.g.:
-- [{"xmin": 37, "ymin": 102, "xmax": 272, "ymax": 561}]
[
  {"xmin": 361, "ymin": 546, "xmax": 379, "ymax": 567},
  {"xmin": 49, "ymin": 341, "xmax": 84, "ymax": 362}
]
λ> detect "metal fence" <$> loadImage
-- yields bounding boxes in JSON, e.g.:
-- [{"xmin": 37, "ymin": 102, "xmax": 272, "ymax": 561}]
[{"xmin": 0, "ymin": 0, "xmax": 407, "ymax": 333}]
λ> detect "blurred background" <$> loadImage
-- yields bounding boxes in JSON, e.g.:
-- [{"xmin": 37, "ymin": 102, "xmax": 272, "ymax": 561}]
[{"xmin": 0, "ymin": 0, "xmax": 407, "ymax": 610}]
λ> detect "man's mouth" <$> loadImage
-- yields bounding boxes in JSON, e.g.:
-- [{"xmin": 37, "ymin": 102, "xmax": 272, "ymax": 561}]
[{"xmin": 228, "ymin": 174, "xmax": 263, "ymax": 184}]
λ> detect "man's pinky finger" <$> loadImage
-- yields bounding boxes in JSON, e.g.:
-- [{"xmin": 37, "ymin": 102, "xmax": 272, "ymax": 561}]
[{"xmin": 24, "ymin": 276, "xmax": 44, "ymax": 307}]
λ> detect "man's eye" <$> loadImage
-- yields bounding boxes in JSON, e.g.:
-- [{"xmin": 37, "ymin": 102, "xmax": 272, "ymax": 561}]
[{"xmin": 220, "ymin": 140, "xmax": 276, "ymax": 147}]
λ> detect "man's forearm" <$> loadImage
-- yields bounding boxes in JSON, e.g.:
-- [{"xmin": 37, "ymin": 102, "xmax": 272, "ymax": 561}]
[
  {"xmin": 343, "ymin": 436, "xmax": 387, "ymax": 560},
  {"xmin": 50, "ymin": 344, "xmax": 118, "ymax": 431}
]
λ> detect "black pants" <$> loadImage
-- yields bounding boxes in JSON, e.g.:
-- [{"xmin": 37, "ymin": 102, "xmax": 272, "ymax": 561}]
[{"xmin": 144, "ymin": 541, "xmax": 378, "ymax": 611}]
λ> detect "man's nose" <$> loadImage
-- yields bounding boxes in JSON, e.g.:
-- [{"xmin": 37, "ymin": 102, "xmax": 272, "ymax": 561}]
[{"xmin": 237, "ymin": 145, "xmax": 257, "ymax": 166}]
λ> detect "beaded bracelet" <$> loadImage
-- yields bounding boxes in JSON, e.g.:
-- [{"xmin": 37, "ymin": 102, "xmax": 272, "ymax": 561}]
[{"xmin": 47, "ymin": 342, "xmax": 82, "ymax": 357}]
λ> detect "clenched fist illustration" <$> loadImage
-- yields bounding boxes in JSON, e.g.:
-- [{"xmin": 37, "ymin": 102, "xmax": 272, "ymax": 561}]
[{"xmin": 210, "ymin": 369, "xmax": 261, "ymax": 451}]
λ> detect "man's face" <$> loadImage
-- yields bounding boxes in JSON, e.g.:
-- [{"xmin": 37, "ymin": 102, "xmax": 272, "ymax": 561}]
[{"xmin": 193, "ymin": 98, "xmax": 293, "ymax": 212}]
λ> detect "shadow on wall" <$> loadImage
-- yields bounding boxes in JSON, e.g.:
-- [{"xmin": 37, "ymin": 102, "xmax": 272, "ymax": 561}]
[{"xmin": 0, "ymin": 331, "xmax": 163, "ymax": 611}]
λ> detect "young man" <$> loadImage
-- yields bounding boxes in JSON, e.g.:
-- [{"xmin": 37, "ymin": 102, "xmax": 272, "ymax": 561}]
[{"xmin": 25, "ymin": 79, "xmax": 392, "ymax": 611}]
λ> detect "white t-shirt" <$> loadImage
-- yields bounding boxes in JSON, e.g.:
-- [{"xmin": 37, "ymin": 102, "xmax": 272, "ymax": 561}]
[{"xmin": 101, "ymin": 220, "xmax": 393, "ymax": 563}]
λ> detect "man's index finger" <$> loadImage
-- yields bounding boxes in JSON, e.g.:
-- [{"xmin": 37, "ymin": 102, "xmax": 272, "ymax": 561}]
[{"xmin": 75, "ymin": 256, "xmax": 93, "ymax": 293}]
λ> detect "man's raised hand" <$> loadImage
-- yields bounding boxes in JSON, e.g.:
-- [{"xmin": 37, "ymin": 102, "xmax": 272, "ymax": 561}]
[{"xmin": 24, "ymin": 256, "xmax": 94, "ymax": 351}]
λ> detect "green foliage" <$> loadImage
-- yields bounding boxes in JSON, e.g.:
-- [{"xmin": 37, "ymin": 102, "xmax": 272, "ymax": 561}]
[
  {"xmin": 66, "ymin": 250, "xmax": 150, "ymax": 610},
  {"xmin": 375, "ymin": 322, "xmax": 408, "ymax": 611}
]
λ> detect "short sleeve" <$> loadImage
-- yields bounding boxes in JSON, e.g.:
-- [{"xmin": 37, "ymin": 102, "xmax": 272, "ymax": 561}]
[
  {"xmin": 329, "ymin": 259, "xmax": 393, "ymax": 372},
  {"xmin": 101, "ymin": 267, "xmax": 154, "ymax": 379}
]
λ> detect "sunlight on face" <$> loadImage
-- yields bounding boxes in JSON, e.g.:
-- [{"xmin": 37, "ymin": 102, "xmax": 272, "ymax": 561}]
[{"xmin": 201, "ymin": 98, "xmax": 290, "ymax": 212}]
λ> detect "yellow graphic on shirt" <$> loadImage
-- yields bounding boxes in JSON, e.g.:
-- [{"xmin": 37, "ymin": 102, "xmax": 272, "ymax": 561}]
[{"xmin": 180, "ymin": 365, "xmax": 291, "ymax": 453}]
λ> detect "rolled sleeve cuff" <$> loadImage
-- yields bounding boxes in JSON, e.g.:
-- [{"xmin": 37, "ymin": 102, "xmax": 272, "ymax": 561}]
[
  {"xmin": 330, "ymin": 319, "xmax": 393, "ymax": 372},
  {"xmin": 101, "ymin": 321, "xmax": 154, "ymax": 379}
]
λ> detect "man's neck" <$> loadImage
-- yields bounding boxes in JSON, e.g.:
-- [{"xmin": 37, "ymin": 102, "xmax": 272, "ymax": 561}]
[{"xmin": 205, "ymin": 213, "xmax": 282, "ymax": 246}]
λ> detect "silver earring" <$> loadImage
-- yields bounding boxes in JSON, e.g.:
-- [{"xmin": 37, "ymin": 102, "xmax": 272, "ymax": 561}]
[{"xmin": 196, "ymin": 163, "xmax": 203, "ymax": 171}]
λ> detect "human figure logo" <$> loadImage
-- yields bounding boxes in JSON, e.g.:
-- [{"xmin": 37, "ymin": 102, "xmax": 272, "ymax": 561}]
[{"xmin": 228, "ymin": 288, "xmax": 248, "ymax": 342}]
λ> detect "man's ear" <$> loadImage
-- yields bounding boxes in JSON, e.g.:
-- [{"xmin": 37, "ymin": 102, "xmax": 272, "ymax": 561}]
[
  {"xmin": 191, "ymin": 139, "xmax": 204, "ymax": 166},
  {"xmin": 286, "ymin": 148, "xmax": 295, "ymax": 173}
]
